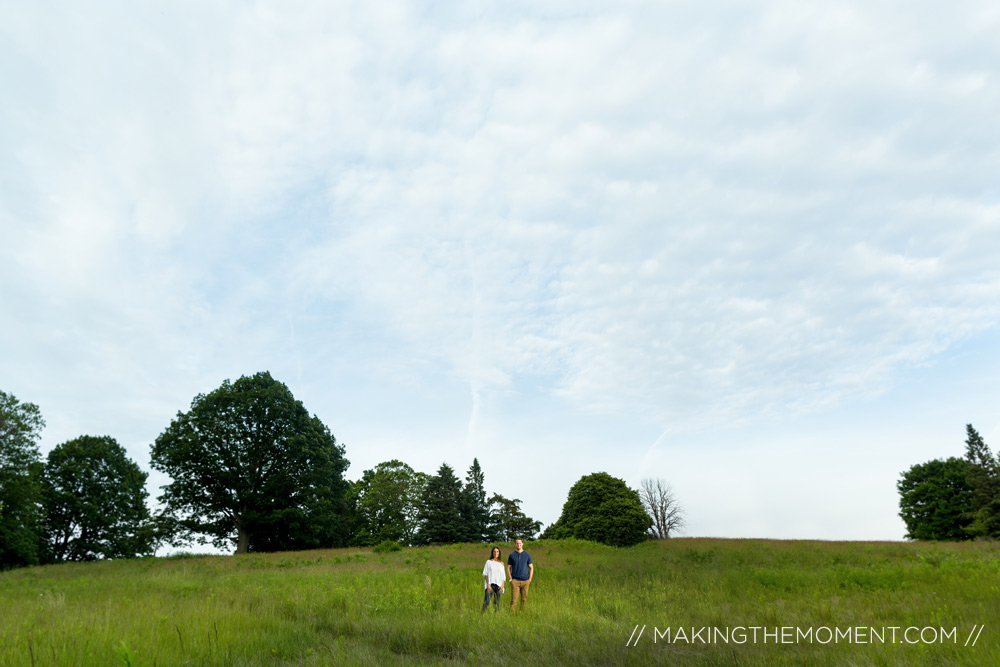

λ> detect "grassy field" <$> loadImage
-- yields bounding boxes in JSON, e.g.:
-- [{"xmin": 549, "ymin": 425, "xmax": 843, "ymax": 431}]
[{"xmin": 1, "ymin": 537, "xmax": 999, "ymax": 665}]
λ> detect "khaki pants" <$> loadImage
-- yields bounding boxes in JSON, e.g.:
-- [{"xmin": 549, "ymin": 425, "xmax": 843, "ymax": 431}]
[{"xmin": 509, "ymin": 579, "xmax": 530, "ymax": 611}]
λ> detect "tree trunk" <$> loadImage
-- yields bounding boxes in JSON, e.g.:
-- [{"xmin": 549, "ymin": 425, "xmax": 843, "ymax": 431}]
[{"xmin": 235, "ymin": 524, "xmax": 249, "ymax": 554}]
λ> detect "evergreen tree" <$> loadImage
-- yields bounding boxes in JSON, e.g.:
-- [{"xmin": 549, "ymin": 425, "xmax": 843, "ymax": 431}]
[
  {"xmin": 461, "ymin": 458, "xmax": 490, "ymax": 542},
  {"xmin": 963, "ymin": 424, "xmax": 1000, "ymax": 538},
  {"xmin": 417, "ymin": 463, "xmax": 470, "ymax": 544}
]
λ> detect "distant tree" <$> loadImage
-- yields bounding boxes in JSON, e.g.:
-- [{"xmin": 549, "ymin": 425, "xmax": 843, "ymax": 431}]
[
  {"xmin": 40, "ymin": 436, "xmax": 154, "ymax": 561},
  {"xmin": 639, "ymin": 478, "xmax": 685, "ymax": 539},
  {"xmin": 898, "ymin": 457, "xmax": 975, "ymax": 540},
  {"xmin": 544, "ymin": 472, "xmax": 651, "ymax": 547},
  {"xmin": 487, "ymin": 493, "xmax": 542, "ymax": 542},
  {"xmin": 417, "ymin": 463, "xmax": 473, "ymax": 544},
  {"xmin": 962, "ymin": 424, "xmax": 1000, "ymax": 538},
  {"xmin": 0, "ymin": 390, "xmax": 45, "ymax": 569},
  {"xmin": 151, "ymin": 372, "xmax": 351, "ymax": 554},
  {"xmin": 461, "ymin": 458, "xmax": 490, "ymax": 542},
  {"xmin": 350, "ymin": 460, "xmax": 428, "ymax": 546}
]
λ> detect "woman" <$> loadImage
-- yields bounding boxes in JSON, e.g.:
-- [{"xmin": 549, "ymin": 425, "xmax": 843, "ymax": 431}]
[{"xmin": 481, "ymin": 546, "xmax": 506, "ymax": 612}]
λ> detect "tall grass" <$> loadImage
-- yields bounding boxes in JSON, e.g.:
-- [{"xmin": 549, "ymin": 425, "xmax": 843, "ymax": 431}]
[{"xmin": 2, "ymin": 538, "xmax": 999, "ymax": 665}]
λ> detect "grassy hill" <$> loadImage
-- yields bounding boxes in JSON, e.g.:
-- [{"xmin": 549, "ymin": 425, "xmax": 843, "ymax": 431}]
[{"xmin": 2, "ymin": 537, "xmax": 998, "ymax": 665}]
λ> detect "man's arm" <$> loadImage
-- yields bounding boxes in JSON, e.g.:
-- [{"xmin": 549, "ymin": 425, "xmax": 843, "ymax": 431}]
[{"xmin": 527, "ymin": 563, "xmax": 533, "ymax": 583}]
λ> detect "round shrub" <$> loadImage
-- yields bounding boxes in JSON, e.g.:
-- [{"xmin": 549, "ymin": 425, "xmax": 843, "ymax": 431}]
[{"xmin": 373, "ymin": 540, "xmax": 402, "ymax": 553}]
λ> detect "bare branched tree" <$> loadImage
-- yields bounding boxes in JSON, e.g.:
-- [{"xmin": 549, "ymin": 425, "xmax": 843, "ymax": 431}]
[{"xmin": 639, "ymin": 478, "xmax": 685, "ymax": 538}]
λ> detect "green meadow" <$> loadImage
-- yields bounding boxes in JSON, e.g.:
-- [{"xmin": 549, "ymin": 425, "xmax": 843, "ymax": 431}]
[{"xmin": 1, "ymin": 537, "xmax": 998, "ymax": 665}]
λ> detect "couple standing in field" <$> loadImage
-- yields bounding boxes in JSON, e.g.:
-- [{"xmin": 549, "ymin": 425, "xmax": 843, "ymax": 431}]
[{"xmin": 481, "ymin": 538, "xmax": 533, "ymax": 613}]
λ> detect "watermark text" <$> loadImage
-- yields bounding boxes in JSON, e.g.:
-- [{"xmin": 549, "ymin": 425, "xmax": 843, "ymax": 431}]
[{"xmin": 625, "ymin": 624, "xmax": 984, "ymax": 647}]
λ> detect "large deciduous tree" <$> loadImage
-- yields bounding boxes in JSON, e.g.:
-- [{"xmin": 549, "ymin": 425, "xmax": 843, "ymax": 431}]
[
  {"xmin": 544, "ymin": 472, "xmax": 650, "ymax": 547},
  {"xmin": 151, "ymin": 372, "xmax": 350, "ymax": 554},
  {"xmin": 350, "ymin": 460, "xmax": 428, "ymax": 546},
  {"xmin": 639, "ymin": 477, "xmax": 685, "ymax": 539},
  {"xmin": 0, "ymin": 390, "xmax": 45, "ymax": 569},
  {"xmin": 898, "ymin": 457, "xmax": 975, "ymax": 540},
  {"xmin": 41, "ymin": 435, "xmax": 153, "ymax": 561}
]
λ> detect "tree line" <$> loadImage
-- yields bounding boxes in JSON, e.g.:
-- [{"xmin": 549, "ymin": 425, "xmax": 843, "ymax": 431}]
[
  {"xmin": 1, "ymin": 373, "xmax": 683, "ymax": 570},
  {"xmin": 898, "ymin": 424, "xmax": 1000, "ymax": 540}
]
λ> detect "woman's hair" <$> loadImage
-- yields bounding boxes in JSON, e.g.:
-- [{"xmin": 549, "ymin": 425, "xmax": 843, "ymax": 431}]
[{"xmin": 489, "ymin": 546, "xmax": 502, "ymax": 561}]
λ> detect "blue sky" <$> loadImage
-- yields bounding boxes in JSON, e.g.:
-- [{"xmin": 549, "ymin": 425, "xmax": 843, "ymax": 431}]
[{"xmin": 3, "ymin": 0, "xmax": 1000, "ymax": 542}]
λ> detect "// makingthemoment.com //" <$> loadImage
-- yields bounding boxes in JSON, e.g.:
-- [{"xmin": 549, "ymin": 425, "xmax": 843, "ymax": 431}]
[{"xmin": 625, "ymin": 625, "xmax": 985, "ymax": 647}]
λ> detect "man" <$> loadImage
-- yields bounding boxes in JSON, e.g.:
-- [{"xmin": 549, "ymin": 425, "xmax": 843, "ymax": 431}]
[{"xmin": 506, "ymin": 538, "xmax": 533, "ymax": 611}]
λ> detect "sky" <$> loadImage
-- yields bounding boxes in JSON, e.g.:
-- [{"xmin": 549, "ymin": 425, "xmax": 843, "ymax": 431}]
[{"xmin": 3, "ymin": 0, "xmax": 1000, "ymax": 544}]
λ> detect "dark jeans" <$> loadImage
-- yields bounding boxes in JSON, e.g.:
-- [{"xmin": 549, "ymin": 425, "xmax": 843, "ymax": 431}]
[{"xmin": 481, "ymin": 584, "xmax": 501, "ymax": 612}]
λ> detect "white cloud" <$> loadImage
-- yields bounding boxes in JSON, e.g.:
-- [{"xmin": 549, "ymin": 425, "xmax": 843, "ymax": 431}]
[{"xmin": 3, "ymin": 0, "xmax": 1000, "ymax": 538}]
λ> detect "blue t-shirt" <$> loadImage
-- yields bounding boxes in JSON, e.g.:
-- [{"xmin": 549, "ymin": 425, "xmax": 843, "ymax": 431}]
[{"xmin": 507, "ymin": 550, "xmax": 532, "ymax": 581}]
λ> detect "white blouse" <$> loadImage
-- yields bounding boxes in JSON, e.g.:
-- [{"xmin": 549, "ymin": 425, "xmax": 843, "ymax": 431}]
[{"xmin": 482, "ymin": 559, "xmax": 506, "ymax": 589}]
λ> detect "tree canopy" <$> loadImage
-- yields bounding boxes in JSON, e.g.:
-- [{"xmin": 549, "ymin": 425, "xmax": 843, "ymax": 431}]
[
  {"xmin": 0, "ymin": 390, "xmax": 45, "ymax": 569},
  {"xmin": 897, "ymin": 424, "xmax": 1000, "ymax": 541},
  {"xmin": 150, "ymin": 372, "xmax": 350, "ymax": 554},
  {"xmin": 461, "ymin": 458, "xmax": 490, "ymax": 542},
  {"xmin": 350, "ymin": 459, "xmax": 428, "ymax": 546},
  {"xmin": 544, "ymin": 472, "xmax": 650, "ymax": 547},
  {"xmin": 898, "ymin": 457, "xmax": 975, "ymax": 540},
  {"xmin": 355, "ymin": 457, "xmax": 540, "ymax": 546},
  {"xmin": 487, "ymin": 493, "xmax": 542, "ymax": 542},
  {"xmin": 41, "ymin": 435, "xmax": 153, "ymax": 561},
  {"xmin": 416, "ymin": 463, "xmax": 472, "ymax": 544},
  {"xmin": 962, "ymin": 424, "xmax": 1000, "ymax": 538}
]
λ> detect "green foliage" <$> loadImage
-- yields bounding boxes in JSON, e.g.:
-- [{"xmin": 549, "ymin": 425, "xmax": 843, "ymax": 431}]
[
  {"xmin": 41, "ymin": 435, "xmax": 154, "ymax": 561},
  {"xmin": 150, "ymin": 371, "xmax": 351, "ymax": 553},
  {"xmin": 486, "ymin": 493, "xmax": 541, "ymax": 542},
  {"xmin": 0, "ymin": 390, "xmax": 45, "ymax": 569},
  {"xmin": 898, "ymin": 425, "xmax": 1000, "ymax": 541},
  {"xmin": 962, "ymin": 424, "xmax": 1000, "ymax": 538},
  {"xmin": 573, "ymin": 495, "xmax": 650, "ymax": 547},
  {"xmin": 350, "ymin": 460, "xmax": 427, "ymax": 546},
  {"xmin": 461, "ymin": 458, "xmax": 489, "ymax": 542},
  {"xmin": 372, "ymin": 539, "xmax": 402, "ymax": 553},
  {"xmin": 417, "ymin": 463, "xmax": 473, "ymax": 544},
  {"xmin": 354, "ymin": 458, "xmax": 538, "ymax": 547},
  {"xmin": 113, "ymin": 640, "xmax": 140, "ymax": 667},
  {"xmin": 3, "ymin": 539, "xmax": 1000, "ymax": 665},
  {"xmin": 898, "ymin": 457, "xmax": 975, "ymax": 540},
  {"xmin": 545, "ymin": 472, "xmax": 650, "ymax": 547}
]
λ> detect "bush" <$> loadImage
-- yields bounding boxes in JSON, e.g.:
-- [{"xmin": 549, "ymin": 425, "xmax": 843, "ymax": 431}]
[{"xmin": 373, "ymin": 540, "xmax": 402, "ymax": 553}]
